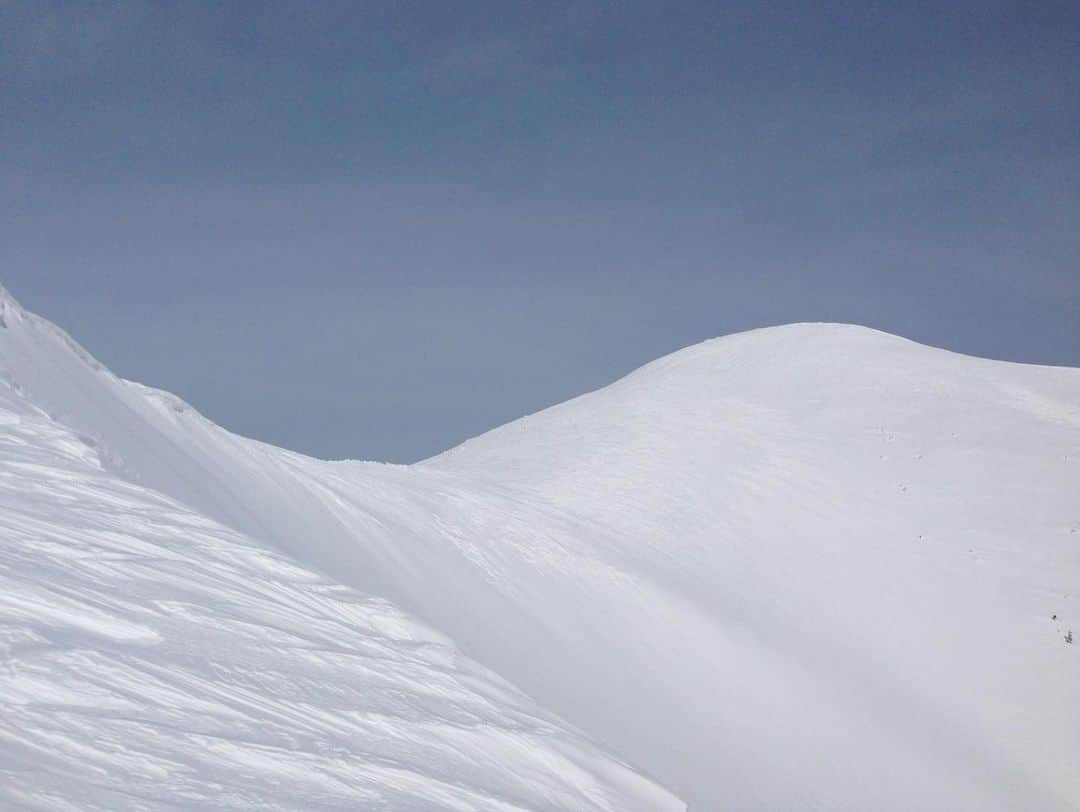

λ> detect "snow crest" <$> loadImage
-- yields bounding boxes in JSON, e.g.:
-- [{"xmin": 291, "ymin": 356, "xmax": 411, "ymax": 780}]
[{"xmin": 2, "ymin": 283, "xmax": 1078, "ymax": 810}]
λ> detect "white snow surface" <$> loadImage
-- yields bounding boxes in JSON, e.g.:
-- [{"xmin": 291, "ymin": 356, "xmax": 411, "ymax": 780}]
[
  {"xmin": 2, "ymin": 282, "xmax": 1078, "ymax": 810},
  {"xmin": 0, "ymin": 288, "xmax": 681, "ymax": 810}
]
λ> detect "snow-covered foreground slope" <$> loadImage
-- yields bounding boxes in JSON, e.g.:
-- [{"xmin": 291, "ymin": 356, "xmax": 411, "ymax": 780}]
[
  {"xmin": 2, "ymin": 282, "xmax": 1078, "ymax": 810},
  {"xmin": 0, "ymin": 293, "xmax": 681, "ymax": 810}
]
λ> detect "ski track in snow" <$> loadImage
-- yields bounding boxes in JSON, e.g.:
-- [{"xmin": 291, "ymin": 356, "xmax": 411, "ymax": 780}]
[{"xmin": 2, "ymin": 283, "xmax": 1079, "ymax": 810}]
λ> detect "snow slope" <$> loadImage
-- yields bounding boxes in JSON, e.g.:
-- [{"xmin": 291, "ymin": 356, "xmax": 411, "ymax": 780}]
[
  {"xmin": 427, "ymin": 325, "xmax": 1080, "ymax": 810},
  {"xmin": 2, "ymin": 282, "xmax": 1078, "ymax": 810},
  {"xmin": 0, "ymin": 289, "xmax": 681, "ymax": 810}
]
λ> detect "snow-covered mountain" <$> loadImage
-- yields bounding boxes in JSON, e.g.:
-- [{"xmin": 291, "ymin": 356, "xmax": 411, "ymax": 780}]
[
  {"xmin": 2, "ymin": 283, "xmax": 1077, "ymax": 810},
  {"xmin": 0, "ymin": 289, "xmax": 681, "ymax": 810}
]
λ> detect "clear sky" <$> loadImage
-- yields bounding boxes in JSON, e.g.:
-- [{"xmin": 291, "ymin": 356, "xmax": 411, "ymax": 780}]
[{"xmin": 3, "ymin": 1, "xmax": 1077, "ymax": 462}]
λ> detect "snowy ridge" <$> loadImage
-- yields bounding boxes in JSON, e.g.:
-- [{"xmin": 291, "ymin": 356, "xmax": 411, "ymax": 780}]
[
  {"xmin": 0, "ymin": 300, "xmax": 681, "ymax": 809},
  {"xmin": 2, "ymin": 285, "xmax": 1078, "ymax": 810}
]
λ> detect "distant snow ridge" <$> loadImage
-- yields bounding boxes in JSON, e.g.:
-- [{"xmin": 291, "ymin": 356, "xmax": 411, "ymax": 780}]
[{"xmin": 2, "ymin": 283, "xmax": 1078, "ymax": 811}]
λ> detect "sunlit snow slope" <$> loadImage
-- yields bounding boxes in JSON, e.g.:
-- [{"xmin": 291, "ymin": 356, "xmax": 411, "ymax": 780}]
[
  {"xmin": 0, "ymin": 288, "xmax": 681, "ymax": 811},
  {"xmin": 2, "ymin": 282, "xmax": 1078, "ymax": 810},
  {"xmin": 427, "ymin": 325, "xmax": 1080, "ymax": 810}
]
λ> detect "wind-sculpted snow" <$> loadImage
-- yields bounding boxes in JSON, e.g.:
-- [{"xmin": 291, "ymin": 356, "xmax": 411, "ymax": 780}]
[
  {"xmin": 2, "ymin": 281, "xmax": 1078, "ymax": 810},
  {"xmin": 0, "ymin": 329, "xmax": 681, "ymax": 809}
]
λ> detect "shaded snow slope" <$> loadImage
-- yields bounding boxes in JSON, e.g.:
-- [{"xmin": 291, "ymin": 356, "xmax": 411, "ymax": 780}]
[
  {"xmin": 2, "ymin": 283, "xmax": 1078, "ymax": 810},
  {"xmin": 0, "ymin": 292, "xmax": 681, "ymax": 810}
]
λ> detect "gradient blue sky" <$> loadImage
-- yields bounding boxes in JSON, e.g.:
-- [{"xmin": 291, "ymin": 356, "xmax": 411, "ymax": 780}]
[{"xmin": 3, "ymin": 1, "xmax": 1077, "ymax": 461}]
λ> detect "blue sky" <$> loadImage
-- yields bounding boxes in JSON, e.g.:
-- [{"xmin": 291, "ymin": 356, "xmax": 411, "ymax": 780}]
[{"xmin": 3, "ymin": 1, "xmax": 1077, "ymax": 461}]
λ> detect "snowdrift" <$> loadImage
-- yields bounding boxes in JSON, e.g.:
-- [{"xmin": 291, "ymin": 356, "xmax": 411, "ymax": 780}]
[
  {"xmin": 2, "ymin": 282, "xmax": 1077, "ymax": 810},
  {"xmin": 0, "ymin": 287, "xmax": 680, "ymax": 810}
]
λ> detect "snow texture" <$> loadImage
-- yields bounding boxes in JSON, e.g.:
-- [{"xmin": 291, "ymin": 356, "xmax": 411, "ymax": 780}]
[
  {"xmin": 1, "ymin": 280, "xmax": 1078, "ymax": 810},
  {"xmin": 0, "ymin": 285, "xmax": 681, "ymax": 811}
]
